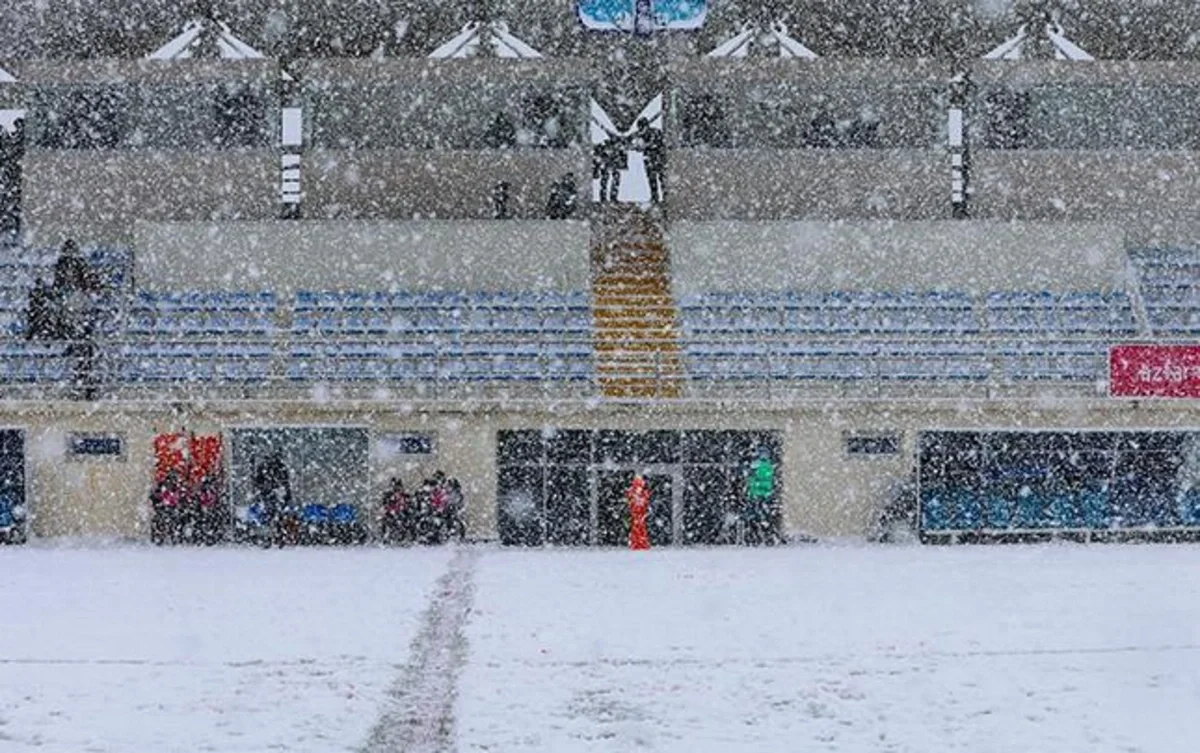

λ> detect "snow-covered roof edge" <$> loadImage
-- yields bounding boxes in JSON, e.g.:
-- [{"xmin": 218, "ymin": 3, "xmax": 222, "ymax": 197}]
[
  {"xmin": 147, "ymin": 19, "xmax": 265, "ymax": 61},
  {"xmin": 707, "ymin": 21, "xmax": 817, "ymax": 59},
  {"xmin": 983, "ymin": 19, "xmax": 1094, "ymax": 61},
  {"xmin": 429, "ymin": 21, "xmax": 542, "ymax": 59}
]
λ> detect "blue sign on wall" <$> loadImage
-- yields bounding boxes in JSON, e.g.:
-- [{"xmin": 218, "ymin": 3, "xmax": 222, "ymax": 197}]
[
  {"xmin": 577, "ymin": 0, "xmax": 707, "ymax": 32},
  {"xmin": 69, "ymin": 433, "xmax": 124, "ymax": 458}
]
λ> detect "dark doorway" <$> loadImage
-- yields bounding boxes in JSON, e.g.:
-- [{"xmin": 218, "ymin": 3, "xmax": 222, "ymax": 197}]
[
  {"xmin": 230, "ymin": 427, "xmax": 369, "ymax": 522},
  {"xmin": 497, "ymin": 429, "xmax": 782, "ymax": 547},
  {"xmin": 0, "ymin": 429, "xmax": 26, "ymax": 543}
]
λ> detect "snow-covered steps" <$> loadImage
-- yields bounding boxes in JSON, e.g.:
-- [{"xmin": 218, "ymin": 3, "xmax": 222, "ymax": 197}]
[{"xmin": 591, "ymin": 206, "xmax": 684, "ymax": 399}]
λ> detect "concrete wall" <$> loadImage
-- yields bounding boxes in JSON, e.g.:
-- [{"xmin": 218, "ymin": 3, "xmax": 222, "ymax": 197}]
[
  {"xmin": 22, "ymin": 149, "xmax": 279, "ymax": 246},
  {"xmin": 132, "ymin": 219, "xmax": 591, "ymax": 293},
  {"xmin": 8, "ymin": 397, "xmax": 1200, "ymax": 542},
  {"xmin": 668, "ymin": 149, "xmax": 947, "ymax": 221},
  {"xmin": 972, "ymin": 150, "xmax": 1200, "ymax": 247},
  {"xmin": 669, "ymin": 220, "xmax": 1130, "ymax": 295},
  {"xmin": 304, "ymin": 149, "xmax": 589, "ymax": 220}
]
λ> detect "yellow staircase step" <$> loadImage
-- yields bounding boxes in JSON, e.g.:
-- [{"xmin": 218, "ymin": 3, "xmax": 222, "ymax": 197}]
[{"xmin": 591, "ymin": 207, "xmax": 685, "ymax": 399}]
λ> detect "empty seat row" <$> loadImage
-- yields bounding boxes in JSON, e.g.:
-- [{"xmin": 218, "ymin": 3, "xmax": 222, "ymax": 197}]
[
  {"xmin": 292, "ymin": 307, "xmax": 591, "ymax": 336},
  {"xmin": 128, "ymin": 291, "xmax": 277, "ymax": 336},
  {"xmin": 134, "ymin": 291, "xmax": 276, "ymax": 310},
  {"xmin": 295, "ymin": 289, "xmax": 589, "ymax": 309},
  {"xmin": 1130, "ymin": 248, "xmax": 1200, "ymax": 335},
  {"xmin": 681, "ymin": 291, "xmax": 979, "ymax": 336},
  {"xmin": 683, "ymin": 339, "xmax": 1108, "ymax": 382},
  {"xmin": 119, "ymin": 343, "xmax": 272, "ymax": 383},
  {"xmin": 288, "ymin": 354, "xmax": 593, "ymax": 383},
  {"xmin": 984, "ymin": 291, "xmax": 1137, "ymax": 334},
  {"xmin": 291, "ymin": 290, "xmax": 591, "ymax": 336}
]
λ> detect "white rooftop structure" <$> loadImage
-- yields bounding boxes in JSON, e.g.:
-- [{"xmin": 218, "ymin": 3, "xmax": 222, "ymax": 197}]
[
  {"xmin": 147, "ymin": 18, "xmax": 265, "ymax": 60},
  {"xmin": 428, "ymin": 21, "xmax": 542, "ymax": 59},
  {"xmin": 707, "ymin": 21, "xmax": 818, "ymax": 59},
  {"xmin": 983, "ymin": 16, "xmax": 1094, "ymax": 61},
  {"xmin": 0, "ymin": 66, "xmax": 15, "ymax": 83}
]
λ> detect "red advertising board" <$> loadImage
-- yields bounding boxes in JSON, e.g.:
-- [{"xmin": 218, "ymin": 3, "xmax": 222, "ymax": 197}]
[{"xmin": 1110, "ymin": 344, "xmax": 1200, "ymax": 398}]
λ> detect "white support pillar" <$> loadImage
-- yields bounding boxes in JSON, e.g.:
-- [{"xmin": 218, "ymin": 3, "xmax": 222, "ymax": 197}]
[
  {"xmin": 948, "ymin": 74, "xmax": 971, "ymax": 219},
  {"xmin": 280, "ymin": 105, "xmax": 302, "ymax": 218}
]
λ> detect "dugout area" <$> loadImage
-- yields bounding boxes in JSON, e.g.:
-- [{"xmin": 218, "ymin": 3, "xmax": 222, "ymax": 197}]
[{"xmin": 918, "ymin": 430, "xmax": 1200, "ymax": 543}]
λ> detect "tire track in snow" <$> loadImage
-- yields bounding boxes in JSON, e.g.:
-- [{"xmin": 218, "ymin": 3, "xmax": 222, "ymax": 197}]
[{"xmin": 362, "ymin": 547, "xmax": 478, "ymax": 753}]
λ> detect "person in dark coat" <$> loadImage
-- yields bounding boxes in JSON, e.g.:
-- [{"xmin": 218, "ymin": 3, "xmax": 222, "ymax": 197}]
[
  {"xmin": 483, "ymin": 111, "xmax": 517, "ymax": 150},
  {"xmin": 380, "ymin": 476, "xmax": 413, "ymax": 545},
  {"xmin": 803, "ymin": 111, "xmax": 839, "ymax": 149},
  {"xmin": 546, "ymin": 172, "xmax": 578, "ymax": 219},
  {"xmin": 51, "ymin": 239, "xmax": 102, "ymax": 399},
  {"xmin": 192, "ymin": 474, "xmax": 224, "ymax": 545},
  {"xmin": 446, "ymin": 476, "xmax": 466, "ymax": 541},
  {"xmin": 634, "ymin": 118, "xmax": 665, "ymax": 203},
  {"xmin": 150, "ymin": 470, "xmax": 186, "ymax": 545},
  {"xmin": 25, "ymin": 277, "xmax": 52, "ymax": 340},
  {"xmin": 52, "ymin": 239, "xmax": 97, "ymax": 295},
  {"xmin": 492, "ymin": 181, "xmax": 511, "ymax": 219},
  {"xmin": 596, "ymin": 136, "xmax": 626, "ymax": 203},
  {"xmin": 253, "ymin": 452, "xmax": 294, "ymax": 546}
]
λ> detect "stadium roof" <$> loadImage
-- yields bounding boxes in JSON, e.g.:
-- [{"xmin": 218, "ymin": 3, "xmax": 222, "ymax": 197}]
[
  {"xmin": 707, "ymin": 21, "xmax": 818, "ymax": 59},
  {"xmin": 428, "ymin": 21, "xmax": 542, "ymax": 59},
  {"xmin": 146, "ymin": 18, "xmax": 266, "ymax": 60},
  {"xmin": 983, "ymin": 16, "xmax": 1094, "ymax": 60}
]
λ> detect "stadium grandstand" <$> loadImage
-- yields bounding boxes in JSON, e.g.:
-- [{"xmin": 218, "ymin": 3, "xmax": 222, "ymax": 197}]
[{"xmin": 1, "ymin": 0, "xmax": 1199, "ymax": 546}]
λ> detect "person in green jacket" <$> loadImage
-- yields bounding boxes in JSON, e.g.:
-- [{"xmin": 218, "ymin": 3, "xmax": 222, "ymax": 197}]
[{"xmin": 744, "ymin": 448, "xmax": 777, "ymax": 545}]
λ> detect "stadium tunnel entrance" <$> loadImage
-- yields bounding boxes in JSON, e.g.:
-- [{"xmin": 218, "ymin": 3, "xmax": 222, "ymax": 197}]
[
  {"xmin": 0, "ymin": 428, "xmax": 26, "ymax": 543},
  {"xmin": 496, "ymin": 429, "xmax": 782, "ymax": 546},
  {"xmin": 918, "ymin": 430, "xmax": 1200, "ymax": 543}
]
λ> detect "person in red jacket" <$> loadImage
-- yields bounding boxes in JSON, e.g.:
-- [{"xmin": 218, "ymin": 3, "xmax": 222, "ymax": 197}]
[{"xmin": 627, "ymin": 474, "xmax": 651, "ymax": 550}]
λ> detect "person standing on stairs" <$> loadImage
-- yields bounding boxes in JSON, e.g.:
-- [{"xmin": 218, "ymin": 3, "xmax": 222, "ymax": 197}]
[
  {"xmin": 595, "ymin": 135, "xmax": 626, "ymax": 203},
  {"xmin": 635, "ymin": 118, "xmax": 666, "ymax": 204}
]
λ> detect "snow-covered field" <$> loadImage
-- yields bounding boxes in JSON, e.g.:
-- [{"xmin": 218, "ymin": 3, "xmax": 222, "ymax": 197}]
[
  {"xmin": 2, "ymin": 543, "xmax": 1199, "ymax": 752},
  {"xmin": 0, "ymin": 546, "xmax": 452, "ymax": 752}
]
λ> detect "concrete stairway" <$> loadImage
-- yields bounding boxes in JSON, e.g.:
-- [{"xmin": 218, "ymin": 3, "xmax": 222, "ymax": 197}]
[{"xmin": 591, "ymin": 206, "xmax": 684, "ymax": 399}]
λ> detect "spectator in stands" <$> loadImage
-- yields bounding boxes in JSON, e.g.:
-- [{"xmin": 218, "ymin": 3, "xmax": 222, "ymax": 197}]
[
  {"xmin": 844, "ymin": 111, "xmax": 881, "ymax": 149},
  {"xmin": 634, "ymin": 118, "xmax": 666, "ymax": 204},
  {"xmin": 492, "ymin": 181, "xmax": 511, "ymax": 219},
  {"xmin": 546, "ymin": 172, "xmax": 578, "ymax": 219},
  {"xmin": 49, "ymin": 239, "xmax": 102, "ymax": 399},
  {"xmin": 802, "ymin": 110, "xmax": 839, "ymax": 148},
  {"xmin": 52, "ymin": 239, "xmax": 97, "ymax": 295},
  {"xmin": 25, "ymin": 277, "xmax": 52, "ymax": 340},
  {"xmin": 483, "ymin": 111, "xmax": 517, "ymax": 150},
  {"xmin": 594, "ymin": 136, "xmax": 626, "ymax": 204}
]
